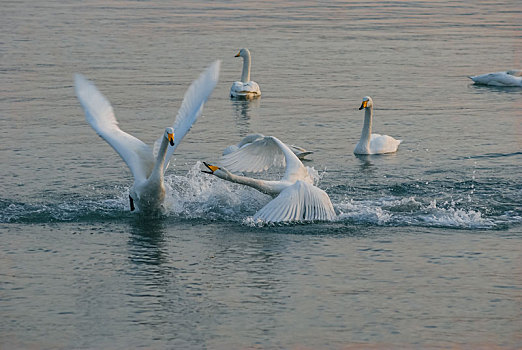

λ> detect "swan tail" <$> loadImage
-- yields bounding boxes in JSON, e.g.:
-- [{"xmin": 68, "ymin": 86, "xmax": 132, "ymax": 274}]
[{"xmin": 253, "ymin": 181, "xmax": 336, "ymax": 223}]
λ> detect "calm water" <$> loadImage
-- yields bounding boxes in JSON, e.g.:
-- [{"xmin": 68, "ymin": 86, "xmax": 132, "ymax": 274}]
[{"xmin": 1, "ymin": 1, "xmax": 521, "ymax": 349}]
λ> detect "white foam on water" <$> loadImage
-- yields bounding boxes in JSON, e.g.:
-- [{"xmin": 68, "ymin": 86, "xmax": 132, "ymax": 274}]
[
  {"xmin": 162, "ymin": 161, "xmax": 270, "ymax": 221},
  {"xmin": 336, "ymin": 196, "xmax": 497, "ymax": 229}
]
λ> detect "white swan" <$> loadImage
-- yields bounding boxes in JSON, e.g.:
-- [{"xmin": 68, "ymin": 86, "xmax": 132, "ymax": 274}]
[
  {"xmin": 75, "ymin": 60, "xmax": 220, "ymax": 213},
  {"xmin": 230, "ymin": 48, "xmax": 261, "ymax": 99},
  {"xmin": 202, "ymin": 136, "xmax": 335, "ymax": 223},
  {"xmin": 222, "ymin": 133, "xmax": 313, "ymax": 160},
  {"xmin": 354, "ymin": 96, "xmax": 401, "ymax": 155},
  {"xmin": 468, "ymin": 70, "xmax": 522, "ymax": 87}
]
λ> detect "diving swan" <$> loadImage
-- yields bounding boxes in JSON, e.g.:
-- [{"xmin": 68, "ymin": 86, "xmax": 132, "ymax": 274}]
[
  {"xmin": 354, "ymin": 96, "xmax": 402, "ymax": 155},
  {"xmin": 75, "ymin": 60, "xmax": 220, "ymax": 212},
  {"xmin": 202, "ymin": 135, "xmax": 335, "ymax": 223},
  {"xmin": 222, "ymin": 133, "xmax": 313, "ymax": 160},
  {"xmin": 230, "ymin": 48, "xmax": 261, "ymax": 99},
  {"xmin": 468, "ymin": 70, "xmax": 522, "ymax": 87}
]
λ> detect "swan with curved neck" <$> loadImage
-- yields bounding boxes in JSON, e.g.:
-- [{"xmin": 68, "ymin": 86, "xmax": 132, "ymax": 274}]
[
  {"xmin": 75, "ymin": 60, "xmax": 220, "ymax": 213},
  {"xmin": 354, "ymin": 96, "xmax": 401, "ymax": 155},
  {"xmin": 468, "ymin": 70, "xmax": 522, "ymax": 87},
  {"xmin": 203, "ymin": 136, "xmax": 335, "ymax": 223},
  {"xmin": 230, "ymin": 48, "xmax": 261, "ymax": 99}
]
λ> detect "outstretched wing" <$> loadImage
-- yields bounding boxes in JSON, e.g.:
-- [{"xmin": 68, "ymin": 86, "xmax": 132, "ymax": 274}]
[
  {"xmin": 221, "ymin": 136, "xmax": 308, "ymax": 182},
  {"xmin": 220, "ymin": 136, "xmax": 285, "ymax": 173},
  {"xmin": 253, "ymin": 181, "xmax": 336, "ymax": 223},
  {"xmin": 157, "ymin": 60, "xmax": 221, "ymax": 172},
  {"xmin": 74, "ymin": 74, "xmax": 154, "ymax": 182}
]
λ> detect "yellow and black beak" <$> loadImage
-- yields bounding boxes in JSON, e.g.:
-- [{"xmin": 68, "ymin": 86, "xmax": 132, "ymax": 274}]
[
  {"xmin": 359, "ymin": 100, "xmax": 368, "ymax": 110},
  {"xmin": 168, "ymin": 132, "xmax": 175, "ymax": 146},
  {"xmin": 202, "ymin": 162, "xmax": 220, "ymax": 174},
  {"xmin": 235, "ymin": 52, "xmax": 240, "ymax": 57}
]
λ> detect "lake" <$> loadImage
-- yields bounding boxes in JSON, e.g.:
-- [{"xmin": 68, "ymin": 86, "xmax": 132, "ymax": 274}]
[{"xmin": 1, "ymin": 1, "xmax": 521, "ymax": 349}]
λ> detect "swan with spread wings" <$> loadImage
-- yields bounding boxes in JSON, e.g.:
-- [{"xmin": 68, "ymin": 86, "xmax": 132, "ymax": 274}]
[
  {"xmin": 75, "ymin": 61, "xmax": 220, "ymax": 213},
  {"xmin": 202, "ymin": 135, "xmax": 335, "ymax": 223}
]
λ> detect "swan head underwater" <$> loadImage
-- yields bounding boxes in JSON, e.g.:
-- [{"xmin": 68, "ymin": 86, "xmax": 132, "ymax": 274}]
[{"xmin": 359, "ymin": 96, "xmax": 373, "ymax": 110}]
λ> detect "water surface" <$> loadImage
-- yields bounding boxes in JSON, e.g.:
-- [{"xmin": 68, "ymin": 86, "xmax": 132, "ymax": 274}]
[{"xmin": 1, "ymin": 1, "xmax": 521, "ymax": 349}]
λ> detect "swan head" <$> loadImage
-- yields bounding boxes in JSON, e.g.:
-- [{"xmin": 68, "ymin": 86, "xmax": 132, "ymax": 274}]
[
  {"xmin": 235, "ymin": 48, "xmax": 250, "ymax": 58},
  {"xmin": 201, "ymin": 162, "xmax": 232, "ymax": 179},
  {"xmin": 164, "ymin": 127, "xmax": 175, "ymax": 146},
  {"xmin": 359, "ymin": 96, "xmax": 373, "ymax": 110},
  {"xmin": 202, "ymin": 162, "xmax": 220, "ymax": 174}
]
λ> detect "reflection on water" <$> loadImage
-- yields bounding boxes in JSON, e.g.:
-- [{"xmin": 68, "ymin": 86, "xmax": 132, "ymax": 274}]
[
  {"xmin": 354, "ymin": 154, "xmax": 375, "ymax": 173},
  {"xmin": 468, "ymin": 83, "xmax": 522, "ymax": 95},
  {"xmin": 127, "ymin": 216, "xmax": 167, "ymax": 266},
  {"xmin": 231, "ymin": 98, "xmax": 260, "ymax": 137}
]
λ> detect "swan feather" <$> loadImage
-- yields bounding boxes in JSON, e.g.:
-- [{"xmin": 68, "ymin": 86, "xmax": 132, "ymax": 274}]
[
  {"xmin": 154, "ymin": 60, "xmax": 221, "ymax": 172},
  {"xmin": 220, "ymin": 136, "xmax": 308, "ymax": 183},
  {"xmin": 74, "ymin": 74, "xmax": 155, "ymax": 182},
  {"xmin": 469, "ymin": 70, "xmax": 522, "ymax": 87},
  {"xmin": 253, "ymin": 180, "xmax": 336, "ymax": 223}
]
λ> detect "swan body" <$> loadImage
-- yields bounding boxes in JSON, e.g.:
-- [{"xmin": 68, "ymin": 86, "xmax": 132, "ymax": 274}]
[
  {"xmin": 468, "ymin": 70, "xmax": 522, "ymax": 87},
  {"xmin": 222, "ymin": 133, "xmax": 313, "ymax": 160},
  {"xmin": 203, "ymin": 136, "xmax": 335, "ymax": 223},
  {"xmin": 354, "ymin": 96, "xmax": 401, "ymax": 155},
  {"xmin": 75, "ymin": 60, "xmax": 220, "ymax": 212},
  {"xmin": 230, "ymin": 48, "xmax": 261, "ymax": 99}
]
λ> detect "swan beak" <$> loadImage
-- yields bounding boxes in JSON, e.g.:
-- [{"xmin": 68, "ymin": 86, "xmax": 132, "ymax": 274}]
[
  {"xmin": 168, "ymin": 132, "xmax": 175, "ymax": 146},
  {"xmin": 234, "ymin": 52, "xmax": 240, "ymax": 57},
  {"xmin": 202, "ymin": 162, "xmax": 220, "ymax": 174},
  {"xmin": 359, "ymin": 100, "xmax": 368, "ymax": 110}
]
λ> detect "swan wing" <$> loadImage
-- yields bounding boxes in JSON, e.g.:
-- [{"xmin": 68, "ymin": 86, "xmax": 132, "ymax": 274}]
[
  {"xmin": 221, "ymin": 136, "xmax": 308, "ymax": 181},
  {"xmin": 220, "ymin": 136, "xmax": 285, "ymax": 173},
  {"xmin": 74, "ymin": 74, "xmax": 154, "ymax": 182},
  {"xmin": 156, "ymin": 60, "xmax": 221, "ymax": 172},
  {"xmin": 370, "ymin": 134, "xmax": 401, "ymax": 154},
  {"xmin": 253, "ymin": 181, "xmax": 336, "ymax": 223}
]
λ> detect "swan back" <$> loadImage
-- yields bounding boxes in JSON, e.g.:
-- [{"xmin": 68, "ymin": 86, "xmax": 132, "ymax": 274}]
[{"xmin": 469, "ymin": 70, "xmax": 522, "ymax": 87}]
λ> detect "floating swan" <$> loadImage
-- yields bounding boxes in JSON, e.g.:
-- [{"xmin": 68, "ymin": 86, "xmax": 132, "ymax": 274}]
[
  {"xmin": 468, "ymin": 70, "xmax": 522, "ymax": 87},
  {"xmin": 222, "ymin": 133, "xmax": 313, "ymax": 160},
  {"xmin": 75, "ymin": 61, "xmax": 220, "ymax": 213},
  {"xmin": 354, "ymin": 96, "xmax": 401, "ymax": 155},
  {"xmin": 202, "ymin": 135, "xmax": 335, "ymax": 223},
  {"xmin": 230, "ymin": 48, "xmax": 261, "ymax": 99}
]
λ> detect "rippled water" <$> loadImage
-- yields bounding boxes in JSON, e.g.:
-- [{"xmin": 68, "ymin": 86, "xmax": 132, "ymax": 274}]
[{"xmin": 1, "ymin": 1, "xmax": 521, "ymax": 349}]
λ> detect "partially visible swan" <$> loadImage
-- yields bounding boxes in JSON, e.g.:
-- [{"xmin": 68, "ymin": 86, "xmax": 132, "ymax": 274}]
[
  {"xmin": 75, "ymin": 60, "xmax": 220, "ymax": 213},
  {"xmin": 222, "ymin": 133, "xmax": 313, "ymax": 160},
  {"xmin": 202, "ymin": 136, "xmax": 335, "ymax": 223},
  {"xmin": 230, "ymin": 48, "xmax": 261, "ymax": 99},
  {"xmin": 354, "ymin": 96, "xmax": 401, "ymax": 155},
  {"xmin": 468, "ymin": 70, "xmax": 522, "ymax": 87}
]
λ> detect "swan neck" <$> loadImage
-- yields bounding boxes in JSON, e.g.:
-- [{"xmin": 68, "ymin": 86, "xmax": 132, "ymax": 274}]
[
  {"xmin": 360, "ymin": 107, "xmax": 373, "ymax": 145},
  {"xmin": 151, "ymin": 136, "xmax": 169, "ymax": 181},
  {"xmin": 218, "ymin": 170, "xmax": 270, "ymax": 194},
  {"xmin": 241, "ymin": 53, "xmax": 251, "ymax": 83}
]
